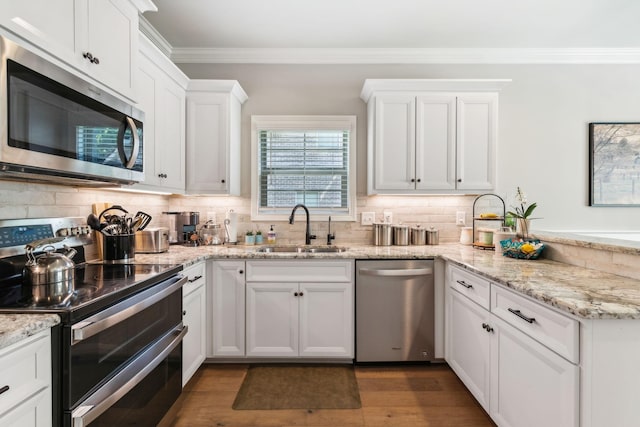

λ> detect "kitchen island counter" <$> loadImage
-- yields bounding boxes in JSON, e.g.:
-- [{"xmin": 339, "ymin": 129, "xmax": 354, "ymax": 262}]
[
  {"xmin": 134, "ymin": 243, "xmax": 640, "ymax": 320},
  {"xmin": 0, "ymin": 313, "xmax": 59, "ymax": 350}
]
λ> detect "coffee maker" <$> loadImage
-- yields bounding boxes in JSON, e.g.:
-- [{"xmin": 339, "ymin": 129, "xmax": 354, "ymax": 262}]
[{"xmin": 163, "ymin": 211, "xmax": 200, "ymax": 244}]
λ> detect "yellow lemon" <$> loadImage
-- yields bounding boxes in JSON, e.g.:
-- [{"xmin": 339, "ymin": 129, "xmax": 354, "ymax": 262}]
[{"xmin": 521, "ymin": 243, "xmax": 535, "ymax": 254}]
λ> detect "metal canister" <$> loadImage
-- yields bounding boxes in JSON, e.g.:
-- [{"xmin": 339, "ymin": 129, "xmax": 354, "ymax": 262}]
[
  {"xmin": 426, "ymin": 227, "xmax": 440, "ymax": 245},
  {"xmin": 373, "ymin": 223, "xmax": 392, "ymax": 246},
  {"xmin": 392, "ymin": 225, "xmax": 409, "ymax": 246},
  {"xmin": 410, "ymin": 226, "xmax": 427, "ymax": 245}
]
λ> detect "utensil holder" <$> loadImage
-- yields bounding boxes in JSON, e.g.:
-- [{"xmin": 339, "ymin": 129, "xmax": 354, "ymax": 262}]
[{"xmin": 103, "ymin": 234, "xmax": 135, "ymax": 262}]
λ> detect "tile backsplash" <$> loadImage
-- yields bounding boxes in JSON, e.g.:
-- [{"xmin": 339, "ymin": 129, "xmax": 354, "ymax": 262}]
[{"xmin": 0, "ymin": 180, "xmax": 478, "ymax": 245}]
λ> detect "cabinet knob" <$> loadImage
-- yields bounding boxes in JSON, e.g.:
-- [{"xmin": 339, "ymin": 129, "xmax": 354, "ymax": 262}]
[
  {"xmin": 410, "ymin": 178, "xmax": 415, "ymax": 183},
  {"xmin": 299, "ymin": 292, "xmax": 304, "ymax": 297},
  {"xmin": 416, "ymin": 178, "xmax": 421, "ymax": 183},
  {"xmin": 221, "ymin": 179, "xmax": 226, "ymax": 183},
  {"xmin": 294, "ymin": 292, "xmax": 299, "ymax": 297},
  {"xmin": 238, "ymin": 269, "xmax": 244, "ymax": 274},
  {"xmin": 457, "ymin": 178, "xmax": 462, "ymax": 183},
  {"xmin": 83, "ymin": 52, "xmax": 100, "ymax": 64},
  {"xmin": 183, "ymin": 310, "xmax": 187, "ymax": 316},
  {"xmin": 158, "ymin": 173, "xmax": 168, "ymax": 178}
]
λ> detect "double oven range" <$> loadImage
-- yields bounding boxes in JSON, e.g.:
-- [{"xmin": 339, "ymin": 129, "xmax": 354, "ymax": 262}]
[{"xmin": 0, "ymin": 217, "xmax": 187, "ymax": 426}]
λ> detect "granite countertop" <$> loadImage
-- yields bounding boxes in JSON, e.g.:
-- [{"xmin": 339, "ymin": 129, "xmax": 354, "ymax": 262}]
[
  {"xmin": 0, "ymin": 314, "xmax": 60, "ymax": 350},
  {"xmin": 134, "ymin": 243, "xmax": 640, "ymax": 320}
]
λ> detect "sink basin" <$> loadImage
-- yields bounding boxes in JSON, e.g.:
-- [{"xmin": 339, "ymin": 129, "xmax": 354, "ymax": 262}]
[{"xmin": 254, "ymin": 246, "xmax": 348, "ymax": 253}]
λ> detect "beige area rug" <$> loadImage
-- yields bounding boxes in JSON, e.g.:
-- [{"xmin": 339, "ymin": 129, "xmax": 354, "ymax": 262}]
[{"xmin": 232, "ymin": 364, "xmax": 362, "ymax": 410}]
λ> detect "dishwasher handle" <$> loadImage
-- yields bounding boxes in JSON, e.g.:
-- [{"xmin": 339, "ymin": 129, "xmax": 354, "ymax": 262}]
[{"xmin": 358, "ymin": 267, "xmax": 433, "ymax": 277}]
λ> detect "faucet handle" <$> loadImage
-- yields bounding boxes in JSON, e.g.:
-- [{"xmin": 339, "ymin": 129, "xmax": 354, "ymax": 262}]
[{"xmin": 327, "ymin": 233, "xmax": 335, "ymax": 246}]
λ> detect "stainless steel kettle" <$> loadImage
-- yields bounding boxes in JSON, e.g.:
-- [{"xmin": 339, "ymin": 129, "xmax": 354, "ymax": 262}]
[{"xmin": 23, "ymin": 237, "xmax": 77, "ymax": 304}]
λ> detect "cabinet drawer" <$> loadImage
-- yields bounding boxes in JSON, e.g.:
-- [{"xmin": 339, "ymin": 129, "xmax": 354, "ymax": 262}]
[
  {"xmin": 491, "ymin": 284, "xmax": 579, "ymax": 363},
  {"xmin": 448, "ymin": 264, "xmax": 491, "ymax": 310},
  {"xmin": 246, "ymin": 260, "xmax": 353, "ymax": 283},
  {"xmin": 0, "ymin": 330, "xmax": 51, "ymax": 415},
  {"xmin": 182, "ymin": 262, "xmax": 206, "ymax": 296}
]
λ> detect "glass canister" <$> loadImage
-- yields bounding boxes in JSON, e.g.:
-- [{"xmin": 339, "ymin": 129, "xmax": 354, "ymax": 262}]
[{"xmin": 200, "ymin": 223, "xmax": 223, "ymax": 245}]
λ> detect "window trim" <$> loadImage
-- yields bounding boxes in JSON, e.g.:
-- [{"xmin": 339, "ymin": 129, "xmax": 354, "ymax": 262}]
[{"xmin": 251, "ymin": 115, "xmax": 357, "ymax": 222}]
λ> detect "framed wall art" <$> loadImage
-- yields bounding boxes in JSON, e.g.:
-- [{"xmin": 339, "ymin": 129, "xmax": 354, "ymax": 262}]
[{"xmin": 589, "ymin": 122, "xmax": 640, "ymax": 206}]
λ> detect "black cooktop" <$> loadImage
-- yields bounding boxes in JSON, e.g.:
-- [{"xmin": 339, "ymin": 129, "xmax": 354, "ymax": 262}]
[{"xmin": 0, "ymin": 260, "xmax": 182, "ymax": 323}]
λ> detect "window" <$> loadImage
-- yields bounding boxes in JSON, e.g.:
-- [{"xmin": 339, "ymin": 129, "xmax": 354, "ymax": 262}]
[{"xmin": 251, "ymin": 115, "xmax": 356, "ymax": 221}]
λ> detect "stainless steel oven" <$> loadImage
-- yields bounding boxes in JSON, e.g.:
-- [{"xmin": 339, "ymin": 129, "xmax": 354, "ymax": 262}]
[
  {"xmin": 0, "ymin": 35, "xmax": 144, "ymax": 186},
  {"xmin": 0, "ymin": 217, "xmax": 186, "ymax": 427}
]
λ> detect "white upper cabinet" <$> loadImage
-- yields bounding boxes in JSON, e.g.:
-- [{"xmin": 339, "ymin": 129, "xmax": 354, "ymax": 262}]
[
  {"xmin": 0, "ymin": 0, "xmax": 156, "ymax": 102},
  {"xmin": 361, "ymin": 79, "xmax": 509, "ymax": 195},
  {"xmin": 134, "ymin": 34, "xmax": 188, "ymax": 193},
  {"xmin": 186, "ymin": 80, "xmax": 248, "ymax": 195}
]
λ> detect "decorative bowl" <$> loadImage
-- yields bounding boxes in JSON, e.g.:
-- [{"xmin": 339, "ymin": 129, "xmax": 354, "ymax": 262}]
[{"xmin": 500, "ymin": 239, "xmax": 545, "ymax": 260}]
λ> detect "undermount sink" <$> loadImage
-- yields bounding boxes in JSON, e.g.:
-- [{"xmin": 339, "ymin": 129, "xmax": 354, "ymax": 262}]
[{"xmin": 254, "ymin": 246, "xmax": 348, "ymax": 253}]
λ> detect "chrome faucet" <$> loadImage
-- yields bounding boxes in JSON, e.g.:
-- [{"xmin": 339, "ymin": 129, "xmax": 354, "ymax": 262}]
[{"xmin": 289, "ymin": 204, "xmax": 316, "ymax": 245}]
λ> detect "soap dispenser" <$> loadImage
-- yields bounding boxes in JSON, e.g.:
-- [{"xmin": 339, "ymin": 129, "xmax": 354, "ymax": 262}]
[{"xmin": 267, "ymin": 225, "xmax": 276, "ymax": 244}]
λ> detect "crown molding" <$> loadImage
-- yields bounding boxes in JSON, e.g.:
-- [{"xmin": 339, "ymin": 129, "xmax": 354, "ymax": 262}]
[
  {"xmin": 360, "ymin": 79, "xmax": 512, "ymax": 102},
  {"xmin": 139, "ymin": 15, "xmax": 173, "ymax": 59},
  {"xmin": 169, "ymin": 47, "xmax": 640, "ymax": 65}
]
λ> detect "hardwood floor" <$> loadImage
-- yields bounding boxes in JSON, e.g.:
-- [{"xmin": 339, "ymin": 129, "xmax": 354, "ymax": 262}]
[{"xmin": 162, "ymin": 363, "xmax": 496, "ymax": 427}]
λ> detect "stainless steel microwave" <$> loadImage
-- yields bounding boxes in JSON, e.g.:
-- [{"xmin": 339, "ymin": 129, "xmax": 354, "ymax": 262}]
[{"xmin": 0, "ymin": 35, "xmax": 144, "ymax": 186}]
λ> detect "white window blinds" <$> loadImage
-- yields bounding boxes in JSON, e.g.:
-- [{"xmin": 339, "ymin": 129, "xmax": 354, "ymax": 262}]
[{"xmin": 251, "ymin": 116, "xmax": 356, "ymax": 221}]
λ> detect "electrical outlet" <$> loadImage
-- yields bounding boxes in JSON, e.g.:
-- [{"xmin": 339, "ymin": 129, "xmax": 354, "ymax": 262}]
[
  {"xmin": 383, "ymin": 210, "xmax": 393, "ymax": 224},
  {"xmin": 456, "ymin": 211, "xmax": 466, "ymax": 225},
  {"xmin": 207, "ymin": 212, "xmax": 217, "ymax": 223},
  {"xmin": 361, "ymin": 212, "xmax": 375, "ymax": 225}
]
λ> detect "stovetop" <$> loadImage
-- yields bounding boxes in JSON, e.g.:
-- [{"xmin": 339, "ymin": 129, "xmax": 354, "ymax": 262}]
[
  {"xmin": 0, "ymin": 261, "xmax": 183, "ymax": 323},
  {"xmin": 0, "ymin": 216, "xmax": 184, "ymax": 323}
]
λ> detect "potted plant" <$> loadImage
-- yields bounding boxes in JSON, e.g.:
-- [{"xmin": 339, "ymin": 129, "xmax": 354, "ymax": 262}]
[
  {"xmin": 255, "ymin": 230, "xmax": 263, "ymax": 244},
  {"xmin": 507, "ymin": 187, "xmax": 537, "ymax": 240},
  {"xmin": 245, "ymin": 230, "xmax": 255, "ymax": 245}
]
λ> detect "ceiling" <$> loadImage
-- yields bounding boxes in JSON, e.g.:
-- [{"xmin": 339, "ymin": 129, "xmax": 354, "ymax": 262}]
[{"xmin": 142, "ymin": 0, "xmax": 640, "ymax": 63}]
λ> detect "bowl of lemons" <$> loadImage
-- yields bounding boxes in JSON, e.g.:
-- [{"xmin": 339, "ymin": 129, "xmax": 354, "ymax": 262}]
[{"xmin": 500, "ymin": 239, "xmax": 545, "ymax": 260}]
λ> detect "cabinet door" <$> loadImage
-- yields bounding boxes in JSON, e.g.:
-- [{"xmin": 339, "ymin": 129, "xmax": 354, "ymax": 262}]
[
  {"xmin": 299, "ymin": 282, "xmax": 353, "ymax": 358},
  {"xmin": 82, "ymin": 0, "xmax": 137, "ymax": 100},
  {"xmin": 0, "ymin": 390, "xmax": 51, "ymax": 427},
  {"xmin": 456, "ymin": 94, "xmax": 497, "ymax": 191},
  {"xmin": 186, "ymin": 92, "xmax": 230, "ymax": 194},
  {"xmin": 182, "ymin": 283, "xmax": 206, "ymax": 386},
  {"xmin": 135, "ymin": 55, "xmax": 160, "ymax": 188},
  {"xmin": 211, "ymin": 261, "xmax": 245, "ymax": 357},
  {"xmin": 372, "ymin": 94, "xmax": 416, "ymax": 191},
  {"xmin": 490, "ymin": 315, "xmax": 579, "ymax": 427},
  {"xmin": 246, "ymin": 282, "xmax": 298, "ymax": 357},
  {"xmin": 446, "ymin": 288, "xmax": 491, "ymax": 411},
  {"xmin": 415, "ymin": 95, "xmax": 457, "ymax": 190},
  {"xmin": 155, "ymin": 73, "xmax": 186, "ymax": 191},
  {"xmin": 0, "ymin": 0, "xmax": 77, "ymax": 66}
]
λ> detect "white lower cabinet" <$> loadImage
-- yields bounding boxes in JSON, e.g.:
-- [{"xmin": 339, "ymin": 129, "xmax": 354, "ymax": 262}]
[
  {"xmin": 445, "ymin": 263, "xmax": 579, "ymax": 427},
  {"xmin": 209, "ymin": 260, "xmax": 246, "ymax": 357},
  {"xmin": 245, "ymin": 260, "xmax": 354, "ymax": 358},
  {"xmin": 182, "ymin": 262, "xmax": 206, "ymax": 386},
  {"xmin": 0, "ymin": 329, "xmax": 52, "ymax": 427},
  {"xmin": 447, "ymin": 288, "xmax": 491, "ymax": 410},
  {"xmin": 489, "ymin": 314, "xmax": 578, "ymax": 427}
]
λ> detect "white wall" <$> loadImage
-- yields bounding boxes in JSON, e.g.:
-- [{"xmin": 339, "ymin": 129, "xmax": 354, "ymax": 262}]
[{"xmin": 178, "ymin": 62, "xmax": 640, "ymax": 231}]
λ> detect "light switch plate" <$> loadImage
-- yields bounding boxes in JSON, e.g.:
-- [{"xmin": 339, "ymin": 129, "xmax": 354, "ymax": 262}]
[
  {"xmin": 456, "ymin": 211, "xmax": 466, "ymax": 225},
  {"xmin": 361, "ymin": 212, "xmax": 375, "ymax": 225}
]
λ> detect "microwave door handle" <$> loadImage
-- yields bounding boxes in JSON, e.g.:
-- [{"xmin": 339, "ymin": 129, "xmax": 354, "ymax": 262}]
[{"xmin": 116, "ymin": 116, "xmax": 140, "ymax": 169}]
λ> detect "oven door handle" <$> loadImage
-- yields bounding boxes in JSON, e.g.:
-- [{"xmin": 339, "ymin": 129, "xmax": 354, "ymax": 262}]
[
  {"xmin": 71, "ymin": 325, "xmax": 187, "ymax": 427},
  {"xmin": 72, "ymin": 274, "xmax": 187, "ymax": 344}
]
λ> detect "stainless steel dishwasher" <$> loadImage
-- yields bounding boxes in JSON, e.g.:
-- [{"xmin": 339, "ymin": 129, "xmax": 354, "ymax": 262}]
[{"xmin": 356, "ymin": 259, "xmax": 435, "ymax": 362}]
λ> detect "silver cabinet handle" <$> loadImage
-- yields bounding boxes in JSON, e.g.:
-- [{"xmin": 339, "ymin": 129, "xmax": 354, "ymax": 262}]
[
  {"xmin": 71, "ymin": 325, "xmax": 187, "ymax": 427},
  {"xmin": 72, "ymin": 275, "xmax": 187, "ymax": 344},
  {"xmin": 359, "ymin": 267, "xmax": 432, "ymax": 277}
]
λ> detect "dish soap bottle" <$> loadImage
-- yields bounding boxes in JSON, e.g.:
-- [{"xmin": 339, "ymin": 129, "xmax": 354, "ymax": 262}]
[{"xmin": 267, "ymin": 225, "xmax": 276, "ymax": 244}]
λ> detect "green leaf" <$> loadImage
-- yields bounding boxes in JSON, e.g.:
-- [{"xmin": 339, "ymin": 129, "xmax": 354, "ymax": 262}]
[{"xmin": 523, "ymin": 202, "xmax": 537, "ymax": 218}]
